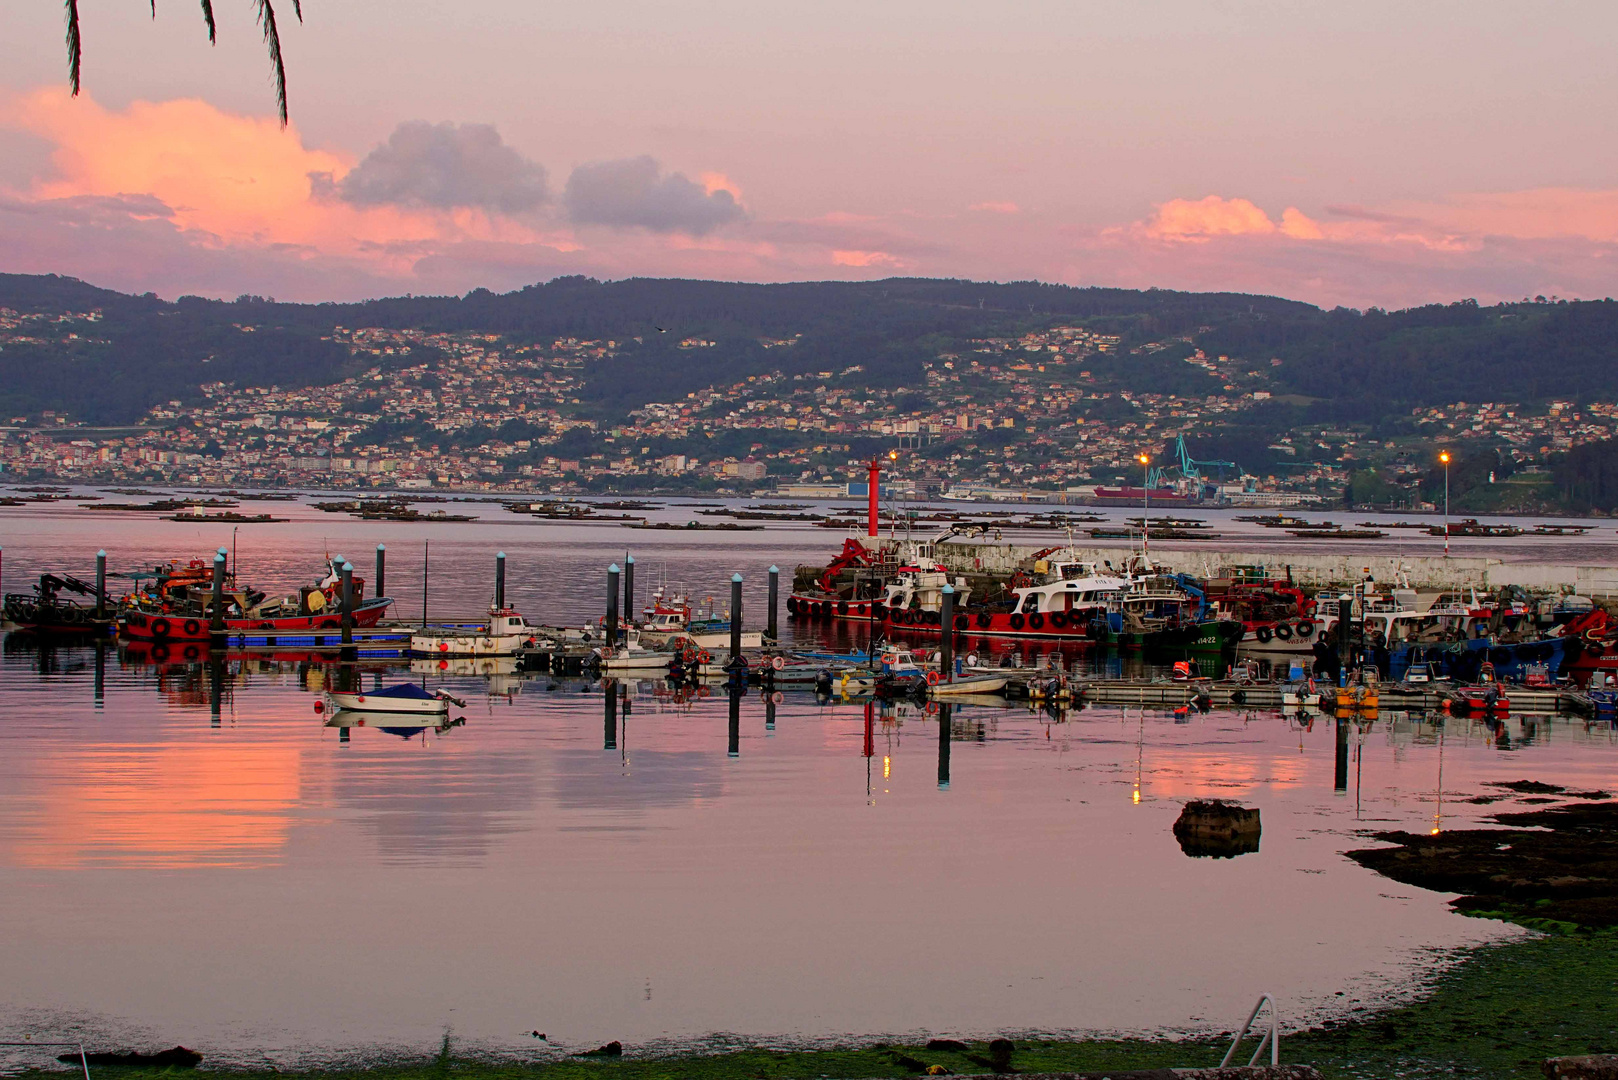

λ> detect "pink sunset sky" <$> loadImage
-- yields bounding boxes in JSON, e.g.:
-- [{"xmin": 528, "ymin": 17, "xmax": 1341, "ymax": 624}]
[{"xmin": 3, "ymin": 0, "xmax": 1617, "ymax": 309}]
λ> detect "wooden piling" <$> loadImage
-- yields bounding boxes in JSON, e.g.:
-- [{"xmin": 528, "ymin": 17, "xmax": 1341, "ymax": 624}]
[
  {"xmin": 209, "ymin": 551, "xmax": 227, "ymax": 645},
  {"xmin": 730, "ymin": 572, "xmax": 743, "ymax": 661},
  {"xmin": 340, "ymin": 561, "xmax": 354, "ymax": 645},
  {"xmin": 95, "ymin": 550, "xmax": 107, "ymax": 620},
  {"xmin": 607, "ymin": 564, "xmax": 621, "ymax": 645},
  {"xmin": 209, "ymin": 655, "xmax": 225, "ymax": 727},
  {"xmin": 939, "ymin": 584, "xmax": 955, "ymax": 682},
  {"xmin": 375, "ymin": 544, "xmax": 386, "ymax": 599},
  {"xmin": 728, "ymin": 686, "xmax": 741, "ymax": 758},
  {"xmin": 767, "ymin": 565, "xmax": 779, "ymax": 642},
  {"xmin": 495, "ymin": 551, "xmax": 506, "ymax": 609},
  {"xmin": 1335, "ymin": 717, "xmax": 1350, "ymax": 792},
  {"xmin": 624, "ymin": 555, "xmax": 635, "ymax": 622}
]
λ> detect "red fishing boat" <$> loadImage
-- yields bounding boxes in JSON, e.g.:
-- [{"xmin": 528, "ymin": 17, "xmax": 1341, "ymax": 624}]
[
  {"xmin": 118, "ymin": 557, "xmax": 392, "ymax": 643},
  {"xmin": 1555, "ymin": 608, "xmax": 1618, "ymax": 686}
]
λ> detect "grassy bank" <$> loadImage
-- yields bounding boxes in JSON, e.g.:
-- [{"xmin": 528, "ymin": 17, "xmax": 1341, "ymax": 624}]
[{"xmin": 19, "ymin": 930, "xmax": 1617, "ymax": 1080}]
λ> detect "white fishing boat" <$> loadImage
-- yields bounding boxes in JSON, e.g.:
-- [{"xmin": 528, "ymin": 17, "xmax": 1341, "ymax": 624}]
[
  {"xmin": 411, "ymin": 607, "xmax": 536, "ymax": 657},
  {"xmin": 597, "ymin": 631, "xmax": 677, "ymax": 673}
]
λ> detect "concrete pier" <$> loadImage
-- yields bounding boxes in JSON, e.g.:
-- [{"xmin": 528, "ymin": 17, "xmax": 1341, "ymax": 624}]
[{"xmin": 932, "ymin": 540, "xmax": 1618, "ymax": 596}]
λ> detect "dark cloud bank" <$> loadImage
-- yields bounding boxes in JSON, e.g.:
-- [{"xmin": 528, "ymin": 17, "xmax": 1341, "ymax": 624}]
[
  {"xmin": 563, "ymin": 155, "xmax": 745, "ymax": 235},
  {"xmin": 329, "ymin": 120, "xmax": 550, "ymax": 214}
]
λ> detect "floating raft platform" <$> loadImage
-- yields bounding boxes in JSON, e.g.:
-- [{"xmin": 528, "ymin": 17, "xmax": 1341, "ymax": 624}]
[{"xmin": 1071, "ymin": 678, "xmax": 1585, "ymax": 713}]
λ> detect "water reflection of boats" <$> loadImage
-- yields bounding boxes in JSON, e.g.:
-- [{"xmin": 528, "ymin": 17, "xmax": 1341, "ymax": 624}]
[
  {"xmin": 410, "ymin": 655, "xmax": 519, "ymax": 678},
  {"xmin": 324, "ymin": 710, "xmax": 465, "ymax": 739},
  {"xmin": 408, "ymin": 654, "xmax": 528, "ymax": 697}
]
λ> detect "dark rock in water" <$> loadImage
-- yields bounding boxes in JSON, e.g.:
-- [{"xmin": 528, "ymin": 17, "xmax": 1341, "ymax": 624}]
[
  {"xmin": 888, "ymin": 1052, "xmax": 928, "ymax": 1072},
  {"xmin": 925, "ymin": 1039, "xmax": 970, "ymax": 1052},
  {"xmin": 1488, "ymin": 780, "xmax": 1565, "ymax": 794},
  {"xmin": 1346, "ymin": 801, "xmax": 1618, "ymax": 929},
  {"xmin": 1174, "ymin": 800, "xmax": 1261, "ymax": 859},
  {"xmin": 58, "ymin": 1047, "xmax": 202, "ymax": 1068},
  {"xmin": 987, "ymin": 1038, "xmax": 1015, "ymax": 1072},
  {"xmin": 576, "ymin": 1041, "xmax": 623, "ymax": 1058},
  {"xmin": 1545, "ymin": 1055, "xmax": 1618, "ymax": 1079}
]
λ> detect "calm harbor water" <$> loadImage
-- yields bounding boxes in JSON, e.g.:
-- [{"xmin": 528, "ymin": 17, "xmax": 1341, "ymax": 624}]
[{"xmin": 2, "ymin": 493, "xmax": 1617, "ymax": 1067}]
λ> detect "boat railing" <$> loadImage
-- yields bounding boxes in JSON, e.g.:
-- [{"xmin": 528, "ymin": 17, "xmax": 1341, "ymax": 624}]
[{"xmin": 1218, "ymin": 993, "xmax": 1279, "ymax": 1068}]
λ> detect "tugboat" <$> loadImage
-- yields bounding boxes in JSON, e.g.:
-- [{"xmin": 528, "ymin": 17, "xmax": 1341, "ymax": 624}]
[
  {"xmin": 119, "ymin": 556, "xmax": 393, "ymax": 643},
  {"xmin": 3, "ymin": 572, "xmax": 116, "ymax": 635}
]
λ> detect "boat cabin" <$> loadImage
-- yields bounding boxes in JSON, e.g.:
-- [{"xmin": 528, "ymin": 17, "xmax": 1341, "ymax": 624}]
[{"xmin": 1009, "ymin": 564, "xmax": 1126, "ymax": 615}]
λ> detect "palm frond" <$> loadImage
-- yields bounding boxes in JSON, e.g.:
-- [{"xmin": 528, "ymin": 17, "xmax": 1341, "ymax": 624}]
[
  {"xmin": 150, "ymin": 0, "xmax": 157, "ymax": 17},
  {"xmin": 64, "ymin": 0, "xmax": 82, "ymax": 95},
  {"xmin": 254, "ymin": 0, "xmax": 288, "ymax": 126},
  {"xmin": 199, "ymin": 0, "xmax": 216, "ymax": 43},
  {"xmin": 290, "ymin": 0, "xmax": 302, "ymax": 22}
]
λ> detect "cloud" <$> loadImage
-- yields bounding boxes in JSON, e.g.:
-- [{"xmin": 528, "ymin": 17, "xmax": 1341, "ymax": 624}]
[
  {"xmin": 333, "ymin": 120, "xmax": 549, "ymax": 214},
  {"xmin": 831, "ymin": 249, "xmax": 905, "ymax": 268},
  {"xmin": 1386, "ymin": 188, "xmax": 1618, "ymax": 245},
  {"xmin": 564, "ymin": 155, "xmax": 746, "ymax": 235},
  {"xmin": 1145, "ymin": 195, "xmax": 1285, "ymax": 241},
  {"xmin": 970, "ymin": 201, "xmax": 1020, "ymax": 214}
]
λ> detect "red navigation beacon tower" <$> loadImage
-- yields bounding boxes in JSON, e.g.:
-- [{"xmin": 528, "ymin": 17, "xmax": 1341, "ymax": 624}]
[{"xmin": 867, "ymin": 449, "xmax": 897, "ymax": 538}]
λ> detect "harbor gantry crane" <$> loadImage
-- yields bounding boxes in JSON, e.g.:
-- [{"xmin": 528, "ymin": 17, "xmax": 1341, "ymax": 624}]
[{"xmin": 1146, "ymin": 434, "xmax": 1241, "ymax": 494}]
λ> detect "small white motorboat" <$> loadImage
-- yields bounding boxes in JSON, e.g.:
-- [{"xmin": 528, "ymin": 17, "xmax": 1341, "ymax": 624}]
[
  {"xmin": 929, "ymin": 673, "xmax": 1012, "ymax": 697},
  {"xmin": 1281, "ymin": 679, "xmax": 1321, "ymax": 707},
  {"xmin": 328, "ymin": 683, "xmax": 465, "ymax": 714},
  {"xmin": 597, "ymin": 641, "xmax": 677, "ymax": 673}
]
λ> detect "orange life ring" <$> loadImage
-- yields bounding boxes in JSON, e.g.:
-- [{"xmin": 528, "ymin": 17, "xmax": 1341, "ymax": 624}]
[{"xmin": 926, "ymin": 670, "xmax": 940, "ymax": 685}]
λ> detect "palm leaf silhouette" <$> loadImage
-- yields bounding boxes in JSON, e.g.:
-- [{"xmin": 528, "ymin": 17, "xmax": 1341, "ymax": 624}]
[{"xmin": 63, "ymin": 0, "xmax": 300, "ymax": 125}]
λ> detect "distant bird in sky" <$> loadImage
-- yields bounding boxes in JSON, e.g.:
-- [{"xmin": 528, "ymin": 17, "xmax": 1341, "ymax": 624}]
[{"xmin": 653, "ymin": 325, "xmax": 669, "ymax": 333}]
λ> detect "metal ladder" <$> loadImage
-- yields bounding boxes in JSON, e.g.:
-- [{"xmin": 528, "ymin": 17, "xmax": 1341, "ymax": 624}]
[{"xmin": 1219, "ymin": 993, "xmax": 1280, "ymax": 1068}]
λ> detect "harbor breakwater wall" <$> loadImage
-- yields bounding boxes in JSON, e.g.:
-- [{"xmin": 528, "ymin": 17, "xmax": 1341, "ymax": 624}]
[{"xmin": 934, "ymin": 541, "xmax": 1618, "ymax": 596}]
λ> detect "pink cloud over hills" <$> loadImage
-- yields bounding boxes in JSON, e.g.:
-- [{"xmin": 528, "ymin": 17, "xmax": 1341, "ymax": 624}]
[{"xmin": 3, "ymin": 88, "xmax": 1618, "ymax": 309}]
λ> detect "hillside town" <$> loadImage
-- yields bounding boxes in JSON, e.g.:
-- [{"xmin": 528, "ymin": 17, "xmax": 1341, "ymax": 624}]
[{"xmin": 3, "ymin": 315, "xmax": 1615, "ymax": 504}]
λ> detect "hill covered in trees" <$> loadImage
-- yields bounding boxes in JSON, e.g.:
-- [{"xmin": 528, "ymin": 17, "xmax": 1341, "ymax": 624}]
[{"xmin": 2, "ymin": 272, "xmax": 1615, "ymax": 438}]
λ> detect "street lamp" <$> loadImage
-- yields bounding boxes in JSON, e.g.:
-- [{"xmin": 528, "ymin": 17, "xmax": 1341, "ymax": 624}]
[
  {"xmin": 1439, "ymin": 450, "xmax": 1451, "ymax": 557},
  {"xmin": 1138, "ymin": 453, "xmax": 1151, "ymax": 556}
]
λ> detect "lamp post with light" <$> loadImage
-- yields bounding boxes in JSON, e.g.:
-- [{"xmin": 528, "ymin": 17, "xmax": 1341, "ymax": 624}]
[
  {"xmin": 1439, "ymin": 450, "xmax": 1451, "ymax": 557},
  {"xmin": 1138, "ymin": 452, "xmax": 1151, "ymax": 557}
]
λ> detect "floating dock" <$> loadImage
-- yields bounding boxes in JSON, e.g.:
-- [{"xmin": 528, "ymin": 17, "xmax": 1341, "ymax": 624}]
[{"xmin": 1071, "ymin": 678, "xmax": 1583, "ymax": 714}]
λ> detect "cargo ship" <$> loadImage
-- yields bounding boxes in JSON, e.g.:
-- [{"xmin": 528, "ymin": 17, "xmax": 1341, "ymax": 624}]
[{"xmin": 1087, "ymin": 485, "xmax": 1195, "ymax": 507}]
